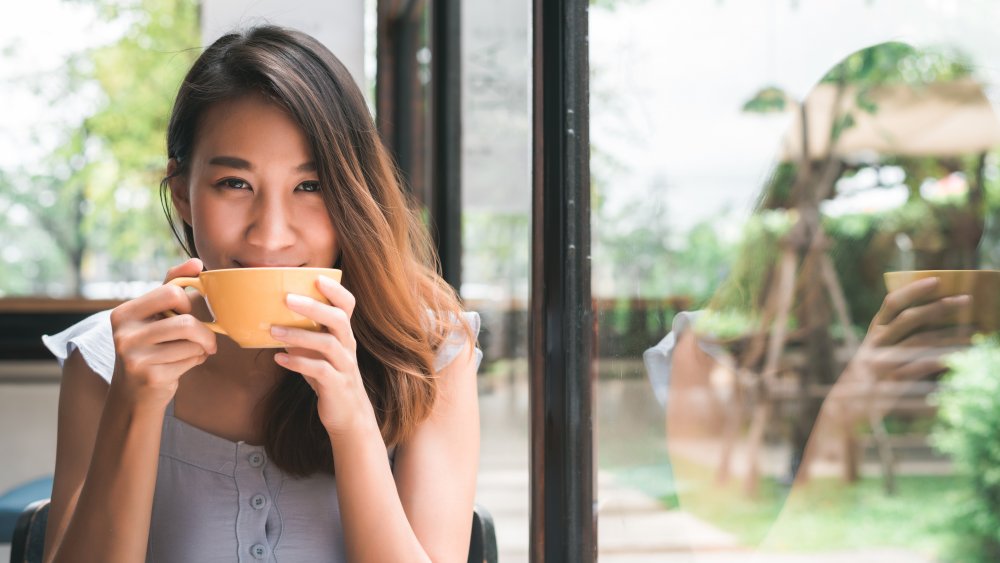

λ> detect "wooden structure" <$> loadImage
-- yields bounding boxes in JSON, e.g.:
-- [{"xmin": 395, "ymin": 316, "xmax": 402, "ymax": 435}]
[{"xmin": 716, "ymin": 80, "xmax": 957, "ymax": 494}]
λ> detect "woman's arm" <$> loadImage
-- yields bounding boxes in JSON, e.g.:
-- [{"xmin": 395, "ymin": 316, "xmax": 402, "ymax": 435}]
[
  {"xmin": 387, "ymin": 340, "xmax": 480, "ymax": 561},
  {"xmin": 46, "ymin": 354, "xmax": 170, "ymax": 563},
  {"xmin": 758, "ymin": 277, "xmax": 972, "ymax": 548},
  {"xmin": 335, "ymin": 340, "xmax": 479, "ymax": 563},
  {"xmin": 272, "ymin": 275, "xmax": 480, "ymax": 562},
  {"xmin": 43, "ymin": 351, "xmax": 108, "ymax": 562},
  {"xmin": 44, "ymin": 259, "xmax": 216, "ymax": 563}
]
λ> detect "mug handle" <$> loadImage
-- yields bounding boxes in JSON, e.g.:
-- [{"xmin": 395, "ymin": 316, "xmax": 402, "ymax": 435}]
[{"xmin": 164, "ymin": 277, "xmax": 228, "ymax": 336}]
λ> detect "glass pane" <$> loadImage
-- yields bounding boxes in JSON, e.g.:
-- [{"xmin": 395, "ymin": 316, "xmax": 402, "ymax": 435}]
[
  {"xmin": 592, "ymin": 1, "xmax": 1000, "ymax": 561},
  {"xmin": 0, "ymin": 0, "xmax": 199, "ymax": 299},
  {"xmin": 462, "ymin": 0, "xmax": 531, "ymax": 561}
]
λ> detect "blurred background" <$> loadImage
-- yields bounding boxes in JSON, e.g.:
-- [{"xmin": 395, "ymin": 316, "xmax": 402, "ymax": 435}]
[{"xmin": 5, "ymin": 0, "xmax": 1000, "ymax": 561}]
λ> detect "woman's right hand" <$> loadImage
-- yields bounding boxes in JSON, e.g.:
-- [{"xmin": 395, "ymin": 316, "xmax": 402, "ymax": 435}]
[
  {"xmin": 108, "ymin": 258, "xmax": 218, "ymax": 409},
  {"xmin": 854, "ymin": 277, "xmax": 972, "ymax": 380},
  {"xmin": 831, "ymin": 276, "xmax": 973, "ymax": 420}
]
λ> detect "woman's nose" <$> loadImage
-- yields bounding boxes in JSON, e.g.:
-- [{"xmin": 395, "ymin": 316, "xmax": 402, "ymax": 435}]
[{"xmin": 245, "ymin": 194, "xmax": 297, "ymax": 251}]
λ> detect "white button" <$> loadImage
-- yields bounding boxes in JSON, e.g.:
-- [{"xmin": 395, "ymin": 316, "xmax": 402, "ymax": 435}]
[
  {"xmin": 248, "ymin": 452, "xmax": 265, "ymax": 467},
  {"xmin": 250, "ymin": 543, "xmax": 267, "ymax": 559},
  {"xmin": 251, "ymin": 494, "xmax": 267, "ymax": 510}
]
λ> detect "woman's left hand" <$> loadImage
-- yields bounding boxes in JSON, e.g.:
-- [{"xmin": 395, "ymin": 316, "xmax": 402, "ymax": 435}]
[{"xmin": 270, "ymin": 274, "xmax": 378, "ymax": 439}]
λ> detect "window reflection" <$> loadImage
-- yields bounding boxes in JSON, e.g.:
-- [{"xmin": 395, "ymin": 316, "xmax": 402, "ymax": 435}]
[{"xmin": 593, "ymin": 1, "xmax": 1000, "ymax": 560}]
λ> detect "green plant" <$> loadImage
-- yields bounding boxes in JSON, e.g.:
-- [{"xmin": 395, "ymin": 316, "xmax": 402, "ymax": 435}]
[
  {"xmin": 705, "ymin": 209, "xmax": 791, "ymax": 317},
  {"xmin": 693, "ymin": 309, "xmax": 758, "ymax": 341},
  {"xmin": 931, "ymin": 336, "xmax": 1000, "ymax": 561},
  {"xmin": 0, "ymin": 0, "xmax": 198, "ymax": 296}
]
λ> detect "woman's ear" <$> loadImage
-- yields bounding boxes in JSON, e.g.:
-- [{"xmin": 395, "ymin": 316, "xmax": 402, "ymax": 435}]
[{"xmin": 167, "ymin": 158, "xmax": 193, "ymax": 225}]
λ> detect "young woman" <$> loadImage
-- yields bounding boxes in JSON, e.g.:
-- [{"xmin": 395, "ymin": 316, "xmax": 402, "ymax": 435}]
[{"xmin": 41, "ymin": 26, "xmax": 481, "ymax": 562}]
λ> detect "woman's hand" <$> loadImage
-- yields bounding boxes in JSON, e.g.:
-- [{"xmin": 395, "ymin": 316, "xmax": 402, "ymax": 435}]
[
  {"xmin": 108, "ymin": 258, "xmax": 218, "ymax": 409},
  {"xmin": 833, "ymin": 276, "xmax": 973, "ymax": 418},
  {"xmin": 270, "ymin": 274, "xmax": 377, "ymax": 438}
]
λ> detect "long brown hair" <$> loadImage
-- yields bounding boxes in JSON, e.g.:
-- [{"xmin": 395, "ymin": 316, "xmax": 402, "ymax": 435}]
[{"xmin": 160, "ymin": 26, "xmax": 467, "ymax": 476}]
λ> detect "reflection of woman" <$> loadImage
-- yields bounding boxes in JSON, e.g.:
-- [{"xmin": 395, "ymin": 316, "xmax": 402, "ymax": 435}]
[
  {"xmin": 645, "ymin": 44, "xmax": 982, "ymax": 547},
  {"xmin": 647, "ymin": 215, "xmax": 974, "ymax": 555},
  {"xmin": 42, "ymin": 26, "xmax": 481, "ymax": 562},
  {"xmin": 651, "ymin": 276, "xmax": 970, "ymax": 447}
]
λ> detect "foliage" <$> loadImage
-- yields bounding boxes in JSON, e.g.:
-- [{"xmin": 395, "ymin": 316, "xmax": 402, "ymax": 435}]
[
  {"xmin": 0, "ymin": 172, "xmax": 75, "ymax": 295},
  {"xmin": 823, "ymin": 212, "xmax": 885, "ymax": 326},
  {"xmin": 931, "ymin": 337, "xmax": 1000, "ymax": 561},
  {"xmin": 744, "ymin": 42, "xmax": 973, "ymax": 123},
  {"xmin": 592, "ymin": 199, "xmax": 737, "ymax": 303},
  {"xmin": 461, "ymin": 211, "xmax": 530, "ymax": 299},
  {"xmin": 0, "ymin": 0, "xmax": 198, "ymax": 296},
  {"xmin": 820, "ymin": 42, "xmax": 973, "ymax": 87},
  {"xmin": 693, "ymin": 309, "xmax": 757, "ymax": 342},
  {"xmin": 742, "ymin": 86, "xmax": 789, "ymax": 113},
  {"xmin": 705, "ymin": 209, "xmax": 792, "ymax": 318}
]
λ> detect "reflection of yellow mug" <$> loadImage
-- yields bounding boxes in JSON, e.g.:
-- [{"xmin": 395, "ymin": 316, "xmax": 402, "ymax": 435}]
[
  {"xmin": 883, "ymin": 269, "xmax": 1000, "ymax": 333},
  {"xmin": 166, "ymin": 267, "xmax": 342, "ymax": 348}
]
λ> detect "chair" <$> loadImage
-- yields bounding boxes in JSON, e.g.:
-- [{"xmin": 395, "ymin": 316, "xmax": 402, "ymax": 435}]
[
  {"xmin": 11, "ymin": 500, "xmax": 497, "ymax": 563},
  {"xmin": 0, "ymin": 476, "xmax": 53, "ymax": 544},
  {"xmin": 10, "ymin": 499, "xmax": 48, "ymax": 563},
  {"xmin": 469, "ymin": 503, "xmax": 498, "ymax": 563}
]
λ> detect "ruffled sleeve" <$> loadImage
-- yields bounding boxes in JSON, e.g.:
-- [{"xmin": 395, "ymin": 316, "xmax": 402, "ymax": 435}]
[
  {"xmin": 643, "ymin": 310, "xmax": 727, "ymax": 408},
  {"xmin": 41, "ymin": 309, "xmax": 116, "ymax": 383},
  {"xmin": 434, "ymin": 311, "xmax": 483, "ymax": 372}
]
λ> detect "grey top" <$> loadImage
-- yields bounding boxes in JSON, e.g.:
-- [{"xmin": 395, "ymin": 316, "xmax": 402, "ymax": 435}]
[{"xmin": 44, "ymin": 310, "xmax": 482, "ymax": 563}]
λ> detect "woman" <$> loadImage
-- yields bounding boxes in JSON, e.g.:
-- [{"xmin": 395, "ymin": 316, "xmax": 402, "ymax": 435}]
[{"xmin": 42, "ymin": 26, "xmax": 481, "ymax": 562}]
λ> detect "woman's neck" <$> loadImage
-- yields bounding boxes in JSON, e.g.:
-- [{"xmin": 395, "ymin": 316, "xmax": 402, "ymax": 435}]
[
  {"xmin": 201, "ymin": 335, "xmax": 285, "ymax": 393},
  {"xmin": 189, "ymin": 295, "xmax": 285, "ymax": 392},
  {"xmin": 173, "ymin": 335, "xmax": 286, "ymax": 445}
]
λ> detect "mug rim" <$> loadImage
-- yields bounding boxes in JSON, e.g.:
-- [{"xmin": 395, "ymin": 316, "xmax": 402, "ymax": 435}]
[
  {"xmin": 885, "ymin": 269, "xmax": 997, "ymax": 274},
  {"xmin": 200, "ymin": 266, "xmax": 342, "ymax": 275}
]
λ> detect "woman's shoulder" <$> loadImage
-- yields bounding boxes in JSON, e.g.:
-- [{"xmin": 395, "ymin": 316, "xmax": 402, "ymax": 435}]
[
  {"xmin": 42, "ymin": 309, "xmax": 116, "ymax": 383},
  {"xmin": 643, "ymin": 310, "xmax": 707, "ymax": 407},
  {"xmin": 431, "ymin": 311, "xmax": 482, "ymax": 372}
]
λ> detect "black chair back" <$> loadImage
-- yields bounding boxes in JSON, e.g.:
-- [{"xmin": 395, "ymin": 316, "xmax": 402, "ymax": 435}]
[
  {"xmin": 10, "ymin": 499, "xmax": 48, "ymax": 563},
  {"xmin": 469, "ymin": 503, "xmax": 498, "ymax": 563}
]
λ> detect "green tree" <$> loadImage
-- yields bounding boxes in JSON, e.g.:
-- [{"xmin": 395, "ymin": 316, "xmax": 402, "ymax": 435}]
[{"xmin": 0, "ymin": 0, "xmax": 198, "ymax": 296}]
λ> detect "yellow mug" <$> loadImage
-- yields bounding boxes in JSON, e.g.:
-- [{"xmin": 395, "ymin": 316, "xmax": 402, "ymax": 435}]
[
  {"xmin": 883, "ymin": 269, "xmax": 1000, "ymax": 333},
  {"xmin": 166, "ymin": 267, "xmax": 342, "ymax": 348}
]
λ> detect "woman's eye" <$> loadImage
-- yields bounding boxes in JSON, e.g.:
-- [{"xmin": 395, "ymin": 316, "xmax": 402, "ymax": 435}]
[
  {"xmin": 219, "ymin": 178, "xmax": 250, "ymax": 190},
  {"xmin": 297, "ymin": 181, "xmax": 321, "ymax": 193}
]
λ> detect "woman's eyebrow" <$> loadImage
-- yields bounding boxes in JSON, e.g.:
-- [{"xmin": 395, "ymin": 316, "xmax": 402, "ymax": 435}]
[
  {"xmin": 208, "ymin": 155, "xmax": 253, "ymax": 170},
  {"xmin": 296, "ymin": 161, "xmax": 317, "ymax": 172}
]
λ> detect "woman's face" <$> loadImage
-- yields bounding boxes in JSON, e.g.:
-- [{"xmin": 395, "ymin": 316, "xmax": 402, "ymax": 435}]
[{"xmin": 170, "ymin": 94, "xmax": 339, "ymax": 271}]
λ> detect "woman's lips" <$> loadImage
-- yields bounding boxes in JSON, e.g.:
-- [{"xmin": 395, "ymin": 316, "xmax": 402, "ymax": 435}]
[{"xmin": 234, "ymin": 260, "xmax": 305, "ymax": 268}]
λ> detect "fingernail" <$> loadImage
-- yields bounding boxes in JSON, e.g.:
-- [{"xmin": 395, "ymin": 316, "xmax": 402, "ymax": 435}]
[
  {"xmin": 271, "ymin": 326, "xmax": 288, "ymax": 337},
  {"xmin": 917, "ymin": 277, "xmax": 939, "ymax": 287},
  {"xmin": 274, "ymin": 352, "xmax": 289, "ymax": 364},
  {"xmin": 287, "ymin": 293, "xmax": 310, "ymax": 307},
  {"xmin": 318, "ymin": 275, "xmax": 338, "ymax": 287},
  {"xmin": 945, "ymin": 294, "xmax": 971, "ymax": 305}
]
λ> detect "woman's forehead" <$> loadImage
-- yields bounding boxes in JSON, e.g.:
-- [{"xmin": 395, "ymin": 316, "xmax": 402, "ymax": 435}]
[{"xmin": 193, "ymin": 95, "xmax": 315, "ymax": 165}]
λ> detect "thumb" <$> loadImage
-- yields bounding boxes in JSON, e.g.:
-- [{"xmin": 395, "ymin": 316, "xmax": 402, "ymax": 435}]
[{"xmin": 163, "ymin": 257, "xmax": 204, "ymax": 283}]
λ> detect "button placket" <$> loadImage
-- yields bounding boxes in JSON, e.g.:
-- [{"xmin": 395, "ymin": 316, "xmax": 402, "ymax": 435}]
[
  {"xmin": 251, "ymin": 494, "xmax": 267, "ymax": 510},
  {"xmin": 235, "ymin": 444, "xmax": 272, "ymax": 562},
  {"xmin": 249, "ymin": 451, "xmax": 265, "ymax": 468}
]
